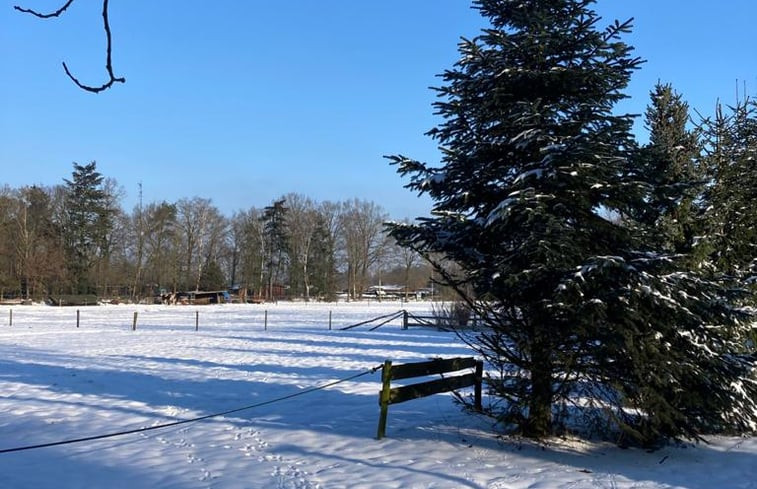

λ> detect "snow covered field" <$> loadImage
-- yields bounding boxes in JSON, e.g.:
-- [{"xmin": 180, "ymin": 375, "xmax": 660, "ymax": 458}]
[{"xmin": 0, "ymin": 302, "xmax": 754, "ymax": 489}]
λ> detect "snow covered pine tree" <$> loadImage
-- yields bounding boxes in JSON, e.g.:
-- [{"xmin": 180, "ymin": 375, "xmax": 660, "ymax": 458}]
[
  {"xmin": 700, "ymin": 100, "xmax": 757, "ymax": 282},
  {"xmin": 636, "ymin": 82, "xmax": 701, "ymax": 257},
  {"xmin": 387, "ymin": 0, "xmax": 757, "ymax": 445}
]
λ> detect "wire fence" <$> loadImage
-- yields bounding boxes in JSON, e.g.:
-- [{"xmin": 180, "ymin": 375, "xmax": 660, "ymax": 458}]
[
  {"xmin": 3, "ymin": 306, "xmax": 435, "ymax": 332},
  {"xmin": 0, "ymin": 307, "xmax": 454, "ymax": 455}
]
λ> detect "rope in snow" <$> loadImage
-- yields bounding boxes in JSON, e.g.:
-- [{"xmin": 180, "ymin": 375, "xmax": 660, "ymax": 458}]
[{"xmin": 0, "ymin": 365, "xmax": 383, "ymax": 455}]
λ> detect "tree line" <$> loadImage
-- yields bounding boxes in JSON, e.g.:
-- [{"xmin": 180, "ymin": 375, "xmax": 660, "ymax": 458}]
[{"xmin": 0, "ymin": 162, "xmax": 432, "ymax": 302}]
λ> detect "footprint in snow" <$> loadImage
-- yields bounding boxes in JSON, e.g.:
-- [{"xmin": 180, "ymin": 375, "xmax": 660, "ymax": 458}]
[
  {"xmin": 199, "ymin": 468, "xmax": 212, "ymax": 482},
  {"xmin": 187, "ymin": 453, "xmax": 204, "ymax": 464},
  {"xmin": 487, "ymin": 474, "xmax": 522, "ymax": 489},
  {"xmin": 272, "ymin": 464, "xmax": 320, "ymax": 489}
]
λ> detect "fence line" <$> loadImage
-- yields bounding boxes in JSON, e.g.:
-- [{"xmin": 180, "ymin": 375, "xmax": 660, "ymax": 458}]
[
  {"xmin": 368, "ymin": 311, "xmax": 406, "ymax": 331},
  {"xmin": 339, "ymin": 310, "xmax": 405, "ymax": 330},
  {"xmin": 7, "ymin": 308, "xmax": 353, "ymax": 332},
  {"xmin": 7, "ymin": 306, "xmax": 468, "ymax": 332},
  {"xmin": 403, "ymin": 311, "xmax": 441, "ymax": 329}
]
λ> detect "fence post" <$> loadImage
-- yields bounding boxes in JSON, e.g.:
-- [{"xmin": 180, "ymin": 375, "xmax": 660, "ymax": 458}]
[
  {"xmin": 329, "ymin": 310, "xmax": 332, "ymax": 331},
  {"xmin": 195, "ymin": 310, "xmax": 199, "ymax": 331},
  {"xmin": 474, "ymin": 360, "xmax": 483, "ymax": 412},
  {"xmin": 9, "ymin": 309, "xmax": 12, "ymax": 326},
  {"xmin": 132, "ymin": 311, "xmax": 138, "ymax": 331},
  {"xmin": 264, "ymin": 310, "xmax": 268, "ymax": 331},
  {"xmin": 77, "ymin": 309, "xmax": 80, "ymax": 328},
  {"xmin": 376, "ymin": 359, "xmax": 393, "ymax": 440},
  {"xmin": 402, "ymin": 310, "xmax": 408, "ymax": 330}
]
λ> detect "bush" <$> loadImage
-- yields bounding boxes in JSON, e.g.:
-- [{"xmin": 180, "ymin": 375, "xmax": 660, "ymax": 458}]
[{"xmin": 431, "ymin": 301, "xmax": 472, "ymax": 328}]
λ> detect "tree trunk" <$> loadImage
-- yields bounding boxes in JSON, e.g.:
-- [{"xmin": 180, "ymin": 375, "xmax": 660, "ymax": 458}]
[
  {"xmin": 525, "ymin": 338, "xmax": 553, "ymax": 438},
  {"xmin": 404, "ymin": 264, "xmax": 411, "ymax": 302},
  {"xmin": 303, "ymin": 259, "xmax": 310, "ymax": 301}
]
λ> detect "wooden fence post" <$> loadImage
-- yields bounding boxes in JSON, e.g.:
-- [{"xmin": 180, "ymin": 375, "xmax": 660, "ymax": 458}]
[
  {"xmin": 377, "ymin": 359, "xmax": 393, "ymax": 440},
  {"xmin": 9, "ymin": 309, "xmax": 12, "ymax": 326},
  {"xmin": 195, "ymin": 310, "xmax": 199, "ymax": 331},
  {"xmin": 402, "ymin": 310, "xmax": 408, "ymax": 330},
  {"xmin": 132, "ymin": 311, "xmax": 138, "ymax": 331},
  {"xmin": 329, "ymin": 310, "xmax": 332, "ymax": 331},
  {"xmin": 264, "ymin": 310, "xmax": 268, "ymax": 331},
  {"xmin": 474, "ymin": 360, "xmax": 483, "ymax": 412},
  {"xmin": 76, "ymin": 309, "xmax": 80, "ymax": 328}
]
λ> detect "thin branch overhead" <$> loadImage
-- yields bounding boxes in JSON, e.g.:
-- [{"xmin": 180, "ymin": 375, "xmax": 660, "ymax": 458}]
[
  {"xmin": 15, "ymin": 0, "xmax": 126, "ymax": 93},
  {"xmin": 13, "ymin": 0, "xmax": 74, "ymax": 18}
]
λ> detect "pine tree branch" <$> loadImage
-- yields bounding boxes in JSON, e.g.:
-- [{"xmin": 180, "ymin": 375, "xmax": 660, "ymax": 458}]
[{"xmin": 15, "ymin": 0, "xmax": 125, "ymax": 93}]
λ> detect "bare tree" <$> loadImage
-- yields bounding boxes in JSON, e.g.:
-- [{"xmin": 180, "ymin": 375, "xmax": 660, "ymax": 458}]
[
  {"xmin": 10, "ymin": 187, "xmax": 57, "ymax": 299},
  {"xmin": 315, "ymin": 201, "xmax": 342, "ymax": 299},
  {"xmin": 233, "ymin": 208, "xmax": 266, "ymax": 300},
  {"xmin": 226, "ymin": 211, "xmax": 246, "ymax": 293},
  {"xmin": 142, "ymin": 201, "xmax": 177, "ymax": 294},
  {"xmin": 285, "ymin": 193, "xmax": 318, "ymax": 300},
  {"xmin": 175, "ymin": 197, "xmax": 226, "ymax": 291},
  {"xmin": 383, "ymin": 223, "xmax": 421, "ymax": 301},
  {"xmin": 197, "ymin": 210, "xmax": 228, "ymax": 291},
  {"xmin": 128, "ymin": 183, "xmax": 145, "ymax": 300},
  {"xmin": 0, "ymin": 187, "xmax": 20, "ymax": 297},
  {"xmin": 94, "ymin": 177, "xmax": 125, "ymax": 297},
  {"xmin": 0, "ymin": 186, "xmax": 68, "ymax": 300},
  {"xmin": 339, "ymin": 199, "xmax": 388, "ymax": 300}
]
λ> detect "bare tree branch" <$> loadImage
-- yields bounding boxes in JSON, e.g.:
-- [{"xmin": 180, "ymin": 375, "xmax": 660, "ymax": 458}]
[
  {"xmin": 15, "ymin": 0, "xmax": 125, "ymax": 93},
  {"xmin": 13, "ymin": 0, "xmax": 75, "ymax": 18}
]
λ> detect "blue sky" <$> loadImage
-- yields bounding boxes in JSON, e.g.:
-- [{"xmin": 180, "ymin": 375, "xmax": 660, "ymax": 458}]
[{"xmin": 1, "ymin": 1, "xmax": 755, "ymax": 219}]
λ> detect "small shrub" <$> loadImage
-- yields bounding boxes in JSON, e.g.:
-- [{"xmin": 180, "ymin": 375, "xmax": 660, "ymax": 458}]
[{"xmin": 431, "ymin": 301, "xmax": 472, "ymax": 328}]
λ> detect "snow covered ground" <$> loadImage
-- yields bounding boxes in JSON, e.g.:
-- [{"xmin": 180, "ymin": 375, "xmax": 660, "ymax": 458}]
[{"xmin": 0, "ymin": 302, "xmax": 754, "ymax": 489}]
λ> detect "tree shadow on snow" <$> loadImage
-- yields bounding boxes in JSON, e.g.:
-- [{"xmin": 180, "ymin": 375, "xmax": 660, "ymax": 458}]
[
  {"xmin": 0, "ymin": 435, "xmax": 184, "ymax": 489},
  {"xmin": 221, "ymin": 329, "xmax": 472, "ymax": 357},
  {"xmin": 389, "ymin": 410, "xmax": 757, "ymax": 489},
  {"xmin": 275, "ymin": 442, "xmax": 486, "ymax": 489}
]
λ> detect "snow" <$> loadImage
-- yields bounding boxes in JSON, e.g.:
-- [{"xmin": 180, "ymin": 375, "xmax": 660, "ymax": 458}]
[
  {"xmin": 421, "ymin": 172, "xmax": 447, "ymax": 189},
  {"xmin": 0, "ymin": 302, "xmax": 755, "ymax": 489},
  {"xmin": 513, "ymin": 169, "xmax": 545, "ymax": 185}
]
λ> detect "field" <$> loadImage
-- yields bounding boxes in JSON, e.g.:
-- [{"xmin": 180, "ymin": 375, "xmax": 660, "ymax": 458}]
[{"xmin": 0, "ymin": 302, "xmax": 754, "ymax": 489}]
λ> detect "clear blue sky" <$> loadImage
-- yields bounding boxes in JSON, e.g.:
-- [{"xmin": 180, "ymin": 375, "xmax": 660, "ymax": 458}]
[{"xmin": 1, "ymin": 1, "xmax": 755, "ymax": 219}]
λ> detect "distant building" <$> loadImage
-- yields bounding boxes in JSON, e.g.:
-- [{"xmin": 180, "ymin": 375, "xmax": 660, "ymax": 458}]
[{"xmin": 163, "ymin": 290, "xmax": 230, "ymax": 305}]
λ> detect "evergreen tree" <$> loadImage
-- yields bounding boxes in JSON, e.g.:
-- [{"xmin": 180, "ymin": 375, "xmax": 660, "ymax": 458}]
[
  {"xmin": 698, "ymin": 100, "xmax": 757, "ymax": 350},
  {"xmin": 63, "ymin": 162, "xmax": 113, "ymax": 294},
  {"xmin": 700, "ymin": 100, "xmax": 757, "ymax": 280},
  {"xmin": 198, "ymin": 259, "xmax": 226, "ymax": 291},
  {"xmin": 260, "ymin": 199, "xmax": 289, "ymax": 300},
  {"xmin": 637, "ymin": 82, "xmax": 701, "ymax": 254},
  {"xmin": 388, "ymin": 0, "xmax": 756, "ymax": 444}
]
